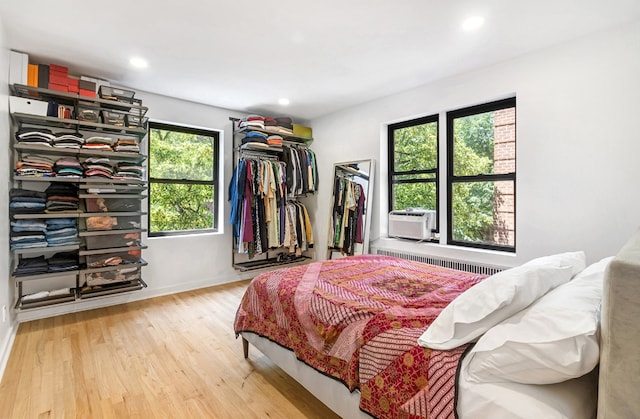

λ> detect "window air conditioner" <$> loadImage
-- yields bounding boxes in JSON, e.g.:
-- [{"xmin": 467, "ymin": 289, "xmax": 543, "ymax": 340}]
[{"xmin": 388, "ymin": 209, "xmax": 436, "ymax": 240}]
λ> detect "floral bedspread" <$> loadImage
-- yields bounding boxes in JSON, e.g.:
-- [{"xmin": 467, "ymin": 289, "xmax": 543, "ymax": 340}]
[{"xmin": 233, "ymin": 255, "xmax": 486, "ymax": 418}]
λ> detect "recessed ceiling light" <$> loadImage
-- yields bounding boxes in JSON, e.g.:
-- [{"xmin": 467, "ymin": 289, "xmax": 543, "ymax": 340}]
[
  {"xmin": 129, "ymin": 57, "xmax": 148, "ymax": 69},
  {"xmin": 278, "ymin": 98, "xmax": 290, "ymax": 106},
  {"xmin": 461, "ymin": 16, "xmax": 484, "ymax": 31}
]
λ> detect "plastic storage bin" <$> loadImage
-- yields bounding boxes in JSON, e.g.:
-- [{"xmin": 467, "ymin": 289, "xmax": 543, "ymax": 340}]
[
  {"xmin": 85, "ymin": 196, "xmax": 141, "ymax": 212},
  {"xmin": 84, "ymin": 232, "xmax": 140, "ymax": 250},
  {"xmin": 85, "ymin": 249, "xmax": 142, "ymax": 268},
  {"xmin": 82, "ymin": 266, "xmax": 141, "ymax": 286},
  {"xmin": 101, "ymin": 110, "xmax": 126, "ymax": 127},
  {"xmin": 76, "ymin": 102, "xmax": 100, "ymax": 122},
  {"xmin": 98, "ymin": 86, "xmax": 135, "ymax": 101},
  {"xmin": 84, "ymin": 215, "xmax": 142, "ymax": 231}
]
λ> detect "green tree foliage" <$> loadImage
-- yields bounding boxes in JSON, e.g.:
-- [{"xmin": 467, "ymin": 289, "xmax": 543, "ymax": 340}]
[
  {"xmin": 392, "ymin": 122, "xmax": 438, "ymax": 210},
  {"xmin": 451, "ymin": 113, "xmax": 495, "ymax": 243},
  {"xmin": 393, "ymin": 112, "xmax": 499, "ymax": 244},
  {"xmin": 149, "ymin": 128, "xmax": 215, "ymax": 233}
]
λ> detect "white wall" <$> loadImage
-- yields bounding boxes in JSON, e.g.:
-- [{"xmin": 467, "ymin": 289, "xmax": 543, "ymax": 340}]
[
  {"xmin": 0, "ymin": 16, "xmax": 16, "ymax": 379},
  {"xmin": 311, "ymin": 20, "xmax": 640, "ymax": 267},
  {"xmin": 123, "ymin": 91, "xmax": 253, "ymax": 298}
]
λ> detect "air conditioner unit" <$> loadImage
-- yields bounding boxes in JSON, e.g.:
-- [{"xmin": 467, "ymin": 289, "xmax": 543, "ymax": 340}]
[{"xmin": 388, "ymin": 209, "xmax": 436, "ymax": 240}]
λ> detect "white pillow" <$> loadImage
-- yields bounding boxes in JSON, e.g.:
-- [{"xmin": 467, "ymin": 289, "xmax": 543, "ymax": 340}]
[
  {"xmin": 522, "ymin": 251, "xmax": 586, "ymax": 277},
  {"xmin": 466, "ymin": 257, "xmax": 612, "ymax": 384},
  {"xmin": 418, "ymin": 261, "xmax": 575, "ymax": 350}
]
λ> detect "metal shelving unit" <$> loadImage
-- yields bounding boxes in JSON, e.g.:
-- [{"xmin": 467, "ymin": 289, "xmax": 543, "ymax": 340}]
[{"xmin": 9, "ymin": 83, "xmax": 149, "ymax": 311}]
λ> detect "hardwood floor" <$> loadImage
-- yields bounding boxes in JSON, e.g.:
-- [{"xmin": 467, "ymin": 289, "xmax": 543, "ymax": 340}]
[{"xmin": 0, "ymin": 281, "xmax": 341, "ymax": 418}]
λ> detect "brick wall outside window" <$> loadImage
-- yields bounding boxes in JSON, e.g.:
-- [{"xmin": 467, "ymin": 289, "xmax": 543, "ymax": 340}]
[{"xmin": 493, "ymin": 108, "xmax": 515, "ymax": 246}]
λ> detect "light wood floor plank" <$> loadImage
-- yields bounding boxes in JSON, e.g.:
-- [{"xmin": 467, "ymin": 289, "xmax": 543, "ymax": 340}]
[{"xmin": 0, "ymin": 281, "xmax": 341, "ymax": 418}]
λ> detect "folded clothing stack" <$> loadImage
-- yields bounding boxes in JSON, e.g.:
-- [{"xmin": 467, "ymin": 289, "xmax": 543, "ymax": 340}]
[
  {"xmin": 113, "ymin": 161, "xmax": 144, "ymax": 181},
  {"xmin": 241, "ymin": 131, "xmax": 269, "ymax": 147},
  {"xmin": 273, "ymin": 117, "xmax": 293, "ymax": 135},
  {"xmin": 15, "ymin": 154, "xmax": 55, "ymax": 177},
  {"xmin": 54, "ymin": 157, "xmax": 84, "ymax": 178},
  {"xmin": 83, "ymin": 157, "xmax": 114, "ymax": 178},
  {"xmin": 13, "ymin": 255, "xmax": 48, "ymax": 276},
  {"xmin": 83, "ymin": 136, "xmax": 115, "ymax": 151},
  {"xmin": 53, "ymin": 133, "xmax": 84, "ymax": 149},
  {"xmin": 114, "ymin": 138, "xmax": 139, "ymax": 152},
  {"xmin": 45, "ymin": 218, "xmax": 79, "ymax": 247},
  {"xmin": 9, "ymin": 188, "xmax": 47, "ymax": 216},
  {"xmin": 10, "ymin": 213, "xmax": 47, "ymax": 250},
  {"xmin": 15, "ymin": 128, "xmax": 56, "ymax": 147},
  {"xmin": 45, "ymin": 182, "xmax": 79, "ymax": 213},
  {"xmin": 12, "ymin": 251, "xmax": 79, "ymax": 276},
  {"xmin": 267, "ymin": 135, "xmax": 283, "ymax": 147},
  {"xmin": 237, "ymin": 114, "xmax": 265, "ymax": 130},
  {"xmin": 46, "ymin": 251, "xmax": 80, "ymax": 272}
]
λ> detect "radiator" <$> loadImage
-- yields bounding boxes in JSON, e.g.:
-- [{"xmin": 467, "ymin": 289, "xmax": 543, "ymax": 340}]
[{"xmin": 375, "ymin": 249, "xmax": 504, "ymax": 276}]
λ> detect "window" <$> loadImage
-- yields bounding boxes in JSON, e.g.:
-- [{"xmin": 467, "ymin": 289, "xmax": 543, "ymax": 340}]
[
  {"xmin": 388, "ymin": 115, "xmax": 439, "ymax": 223},
  {"xmin": 148, "ymin": 121, "xmax": 220, "ymax": 237},
  {"xmin": 447, "ymin": 97, "xmax": 516, "ymax": 251}
]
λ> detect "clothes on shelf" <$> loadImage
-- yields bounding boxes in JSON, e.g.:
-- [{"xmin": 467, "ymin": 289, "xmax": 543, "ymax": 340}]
[
  {"xmin": 53, "ymin": 133, "xmax": 84, "ymax": 149},
  {"xmin": 45, "ymin": 218, "xmax": 80, "ymax": 247},
  {"xmin": 83, "ymin": 136, "xmax": 114, "ymax": 151},
  {"xmin": 9, "ymin": 216, "xmax": 79, "ymax": 250},
  {"xmin": 113, "ymin": 138, "xmax": 139, "ymax": 152},
  {"xmin": 113, "ymin": 161, "xmax": 144, "ymax": 181},
  {"xmin": 9, "ymin": 188, "xmax": 47, "ymax": 216},
  {"xmin": 328, "ymin": 175, "xmax": 366, "ymax": 256},
  {"xmin": 83, "ymin": 157, "xmax": 114, "ymax": 178},
  {"xmin": 229, "ymin": 156, "xmax": 314, "ymax": 258},
  {"xmin": 12, "ymin": 251, "xmax": 79, "ymax": 276},
  {"xmin": 237, "ymin": 115, "xmax": 294, "ymax": 136},
  {"xmin": 15, "ymin": 154, "xmax": 55, "ymax": 177},
  {"xmin": 15, "ymin": 128, "xmax": 56, "ymax": 146},
  {"xmin": 45, "ymin": 182, "xmax": 79, "ymax": 212},
  {"xmin": 53, "ymin": 157, "xmax": 83, "ymax": 178}
]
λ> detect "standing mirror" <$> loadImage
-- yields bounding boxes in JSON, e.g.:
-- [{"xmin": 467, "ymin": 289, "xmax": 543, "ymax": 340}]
[{"xmin": 327, "ymin": 159, "xmax": 375, "ymax": 259}]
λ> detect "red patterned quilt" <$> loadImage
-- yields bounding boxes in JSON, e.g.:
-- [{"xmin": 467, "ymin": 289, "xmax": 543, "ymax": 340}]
[{"xmin": 234, "ymin": 255, "xmax": 486, "ymax": 418}]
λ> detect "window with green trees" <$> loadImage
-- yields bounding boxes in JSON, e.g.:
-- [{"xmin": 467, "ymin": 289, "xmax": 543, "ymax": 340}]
[
  {"xmin": 447, "ymin": 97, "xmax": 516, "ymax": 251},
  {"xmin": 148, "ymin": 121, "xmax": 220, "ymax": 236},
  {"xmin": 387, "ymin": 97, "xmax": 516, "ymax": 252},
  {"xmin": 388, "ymin": 114, "xmax": 439, "ymax": 220}
]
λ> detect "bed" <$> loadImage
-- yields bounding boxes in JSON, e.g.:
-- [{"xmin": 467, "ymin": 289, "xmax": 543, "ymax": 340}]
[{"xmin": 234, "ymin": 230, "xmax": 640, "ymax": 418}]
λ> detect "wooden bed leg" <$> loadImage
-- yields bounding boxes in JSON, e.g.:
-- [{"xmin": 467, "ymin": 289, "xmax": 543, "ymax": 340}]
[{"xmin": 242, "ymin": 337, "xmax": 249, "ymax": 359}]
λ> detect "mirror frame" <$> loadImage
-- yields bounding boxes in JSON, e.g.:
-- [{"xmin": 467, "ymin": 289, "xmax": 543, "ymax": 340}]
[{"xmin": 326, "ymin": 159, "xmax": 375, "ymax": 259}]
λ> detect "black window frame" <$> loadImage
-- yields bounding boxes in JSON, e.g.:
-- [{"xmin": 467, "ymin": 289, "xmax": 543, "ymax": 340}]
[
  {"xmin": 446, "ymin": 97, "xmax": 516, "ymax": 252},
  {"xmin": 387, "ymin": 114, "xmax": 440, "ymax": 235},
  {"xmin": 147, "ymin": 121, "xmax": 220, "ymax": 237}
]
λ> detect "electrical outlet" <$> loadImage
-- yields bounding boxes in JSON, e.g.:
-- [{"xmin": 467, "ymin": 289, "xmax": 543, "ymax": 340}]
[{"xmin": 2, "ymin": 305, "xmax": 6, "ymax": 323}]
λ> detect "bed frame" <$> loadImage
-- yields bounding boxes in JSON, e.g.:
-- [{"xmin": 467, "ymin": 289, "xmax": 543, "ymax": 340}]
[
  {"xmin": 597, "ymin": 229, "xmax": 640, "ymax": 418},
  {"xmin": 241, "ymin": 229, "xmax": 640, "ymax": 418}
]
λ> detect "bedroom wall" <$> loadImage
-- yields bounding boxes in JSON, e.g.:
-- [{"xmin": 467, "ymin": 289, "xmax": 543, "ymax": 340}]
[
  {"xmin": 132, "ymin": 92, "xmax": 251, "ymax": 296},
  {"xmin": 0, "ymin": 16, "xmax": 16, "ymax": 379},
  {"xmin": 311, "ymin": 19, "xmax": 640, "ymax": 267}
]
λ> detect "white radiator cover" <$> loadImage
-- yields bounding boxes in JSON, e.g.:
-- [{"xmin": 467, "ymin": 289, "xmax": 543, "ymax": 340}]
[{"xmin": 375, "ymin": 249, "xmax": 504, "ymax": 276}]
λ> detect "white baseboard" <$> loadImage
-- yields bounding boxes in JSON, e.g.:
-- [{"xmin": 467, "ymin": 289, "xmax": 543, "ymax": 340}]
[{"xmin": 0, "ymin": 321, "xmax": 17, "ymax": 383}]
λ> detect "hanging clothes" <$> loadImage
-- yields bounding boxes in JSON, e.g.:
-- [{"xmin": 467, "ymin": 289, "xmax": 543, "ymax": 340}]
[
  {"xmin": 229, "ymin": 155, "xmax": 314, "ymax": 259},
  {"xmin": 328, "ymin": 176, "xmax": 366, "ymax": 256}
]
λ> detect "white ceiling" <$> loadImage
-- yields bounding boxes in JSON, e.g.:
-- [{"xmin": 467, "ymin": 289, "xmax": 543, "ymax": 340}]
[{"xmin": 1, "ymin": 0, "xmax": 640, "ymax": 120}]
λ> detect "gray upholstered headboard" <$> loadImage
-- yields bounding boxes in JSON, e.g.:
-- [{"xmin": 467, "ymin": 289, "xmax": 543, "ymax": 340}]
[{"xmin": 598, "ymin": 230, "xmax": 640, "ymax": 418}]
